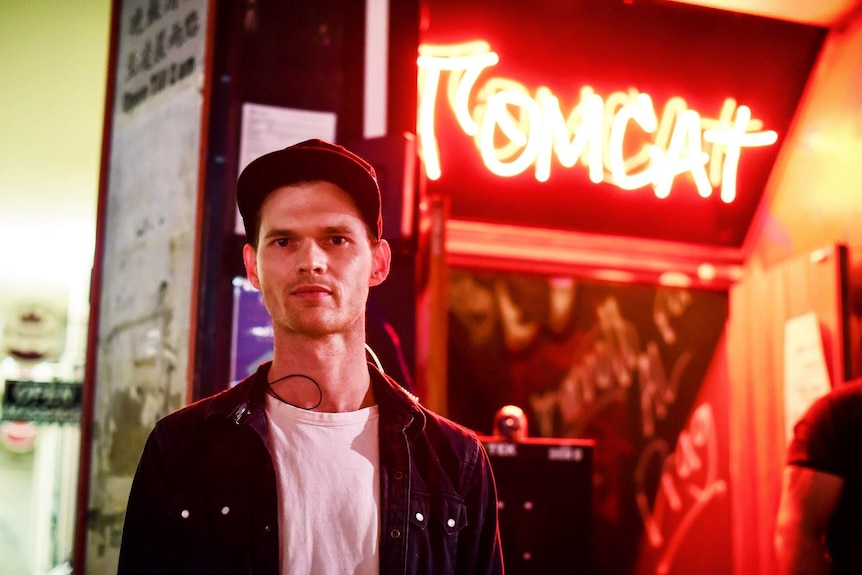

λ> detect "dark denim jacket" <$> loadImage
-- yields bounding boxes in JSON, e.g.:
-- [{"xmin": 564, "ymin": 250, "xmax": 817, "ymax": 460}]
[{"xmin": 118, "ymin": 363, "xmax": 504, "ymax": 574}]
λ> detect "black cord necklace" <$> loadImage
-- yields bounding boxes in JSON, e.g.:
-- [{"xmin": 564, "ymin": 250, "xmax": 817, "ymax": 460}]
[{"xmin": 266, "ymin": 373, "xmax": 323, "ymax": 410}]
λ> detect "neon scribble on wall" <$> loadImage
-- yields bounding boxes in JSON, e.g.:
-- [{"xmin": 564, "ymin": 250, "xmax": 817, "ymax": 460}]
[{"xmin": 446, "ymin": 270, "xmax": 728, "ymax": 574}]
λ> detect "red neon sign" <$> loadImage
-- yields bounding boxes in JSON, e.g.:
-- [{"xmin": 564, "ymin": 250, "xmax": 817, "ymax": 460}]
[{"xmin": 418, "ymin": 41, "xmax": 777, "ymax": 204}]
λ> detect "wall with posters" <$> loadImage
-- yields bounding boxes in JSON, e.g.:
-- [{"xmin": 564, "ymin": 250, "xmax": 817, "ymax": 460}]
[{"xmin": 194, "ymin": 0, "xmax": 420, "ymax": 399}]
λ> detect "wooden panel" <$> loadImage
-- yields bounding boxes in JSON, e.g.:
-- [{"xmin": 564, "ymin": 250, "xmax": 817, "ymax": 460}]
[
  {"xmin": 415, "ymin": 196, "xmax": 451, "ymax": 415},
  {"xmin": 728, "ymin": 244, "xmax": 848, "ymax": 574}
]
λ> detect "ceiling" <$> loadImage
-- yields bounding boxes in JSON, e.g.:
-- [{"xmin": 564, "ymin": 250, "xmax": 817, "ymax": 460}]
[{"xmin": 668, "ymin": 0, "xmax": 862, "ymax": 27}]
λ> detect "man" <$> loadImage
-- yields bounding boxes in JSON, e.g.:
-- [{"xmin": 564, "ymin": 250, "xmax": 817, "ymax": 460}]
[
  {"xmin": 118, "ymin": 139, "xmax": 504, "ymax": 574},
  {"xmin": 775, "ymin": 379, "xmax": 862, "ymax": 574}
]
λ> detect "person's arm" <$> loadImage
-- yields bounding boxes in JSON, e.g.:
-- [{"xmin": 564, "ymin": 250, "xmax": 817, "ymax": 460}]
[
  {"xmin": 117, "ymin": 425, "xmax": 177, "ymax": 574},
  {"xmin": 775, "ymin": 464, "xmax": 844, "ymax": 575}
]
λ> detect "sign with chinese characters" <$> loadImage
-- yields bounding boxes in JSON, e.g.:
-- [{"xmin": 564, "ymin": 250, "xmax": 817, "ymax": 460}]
[
  {"xmin": 2, "ymin": 380, "xmax": 83, "ymax": 424},
  {"xmin": 116, "ymin": 0, "xmax": 204, "ymax": 115},
  {"xmin": 420, "ymin": 0, "xmax": 826, "ymax": 247}
]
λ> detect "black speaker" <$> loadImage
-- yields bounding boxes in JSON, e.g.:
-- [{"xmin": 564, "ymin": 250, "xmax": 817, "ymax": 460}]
[
  {"xmin": 347, "ymin": 133, "xmax": 418, "ymax": 242},
  {"xmin": 480, "ymin": 437, "xmax": 594, "ymax": 574}
]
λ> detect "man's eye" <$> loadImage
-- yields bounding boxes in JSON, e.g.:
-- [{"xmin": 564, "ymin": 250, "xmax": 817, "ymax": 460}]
[
  {"xmin": 330, "ymin": 236, "xmax": 348, "ymax": 245},
  {"xmin": 274, "ymin": 238, "xmax": 291, "ymax": 247}
]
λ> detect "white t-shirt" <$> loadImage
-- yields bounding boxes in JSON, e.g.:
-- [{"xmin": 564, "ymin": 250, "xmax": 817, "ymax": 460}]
[{"xmin": 265, "ymin": 394, "xmax": 381, "ymax": 575}]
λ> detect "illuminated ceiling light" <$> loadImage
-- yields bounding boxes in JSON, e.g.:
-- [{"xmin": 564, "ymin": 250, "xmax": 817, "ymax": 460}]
[
  {"xmin": 592, "ymin": 269, "xmax": 638, "ymax": 284},
  {"xmin": 697, "ymin": 263, "xmax": 717, "ymax": 281},
  {"xmin": 658, "ymin": 271, "xmax": 692, "ymax": 287}
]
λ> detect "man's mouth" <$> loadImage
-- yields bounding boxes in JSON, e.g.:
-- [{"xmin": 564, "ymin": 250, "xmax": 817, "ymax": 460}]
[{"xmin": 291, "ymin": 284, "xmax": 332, "ymax": 296}]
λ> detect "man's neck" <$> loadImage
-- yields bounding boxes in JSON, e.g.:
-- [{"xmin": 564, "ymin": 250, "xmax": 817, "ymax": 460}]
[{"xmin": 268, "ymin": 333, "xmax": 374, "ymax": 412}]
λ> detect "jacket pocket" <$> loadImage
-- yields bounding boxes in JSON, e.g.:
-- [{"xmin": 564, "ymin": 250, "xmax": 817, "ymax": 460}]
[
  {"xmin": 410, "ymin": 493, "xmax": 467, "ymax": 533},
  {"xmin": 168, "ymin": 492, "xmax": 200, "ymax": 534},
  {"xmin": 167, "ymin": 490, "xmax": 250, "ymax": 541},
  {"xmin": 166, "ymin": 491, "xmax": 252, "ymax": 573},
  {"xmin": 207, "ymin": 491, "xmax": 251, "ymax": 546},
  {"xmin": 407, "ymin": 492, "xmax": 467, "ymax": 571}
]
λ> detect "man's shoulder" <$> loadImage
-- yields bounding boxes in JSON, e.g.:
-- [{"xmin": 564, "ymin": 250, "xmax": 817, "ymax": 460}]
[
  {"xmin": 155, "ymin": 377, "xmax": 253, "ymax": 432},
  {"xmin": 831, "ymin": 379, "xmax": 862, "ymax": 403},
  {"xmin": 789, "ymin": 379, "xmax": 862, "ymax": 471},
  {"xmin": 813, "ymin": 379, "xmax": 862, "ymax": 427},
  {"xmin": 420, "ymin": 405, "xmax": 480, "ymax": 440},
  {"xmin": 376, "ymin": 373, "xmax": 476, "ymax": 435},
  {"xmin": 799, "ymin": 379, "xmax": 862, "ymax": 424},
  {"xmin": 413, "ymin": 403, "xmax": 486, "ymax": 462}
]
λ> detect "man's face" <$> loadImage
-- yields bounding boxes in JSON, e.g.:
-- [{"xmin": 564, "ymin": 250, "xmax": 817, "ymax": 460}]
[{"xmin": 242, "ymin": 181, "xmax": 390, "ymax": 339}]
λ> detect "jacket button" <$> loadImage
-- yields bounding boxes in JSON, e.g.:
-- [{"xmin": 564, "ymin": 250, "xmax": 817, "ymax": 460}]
[
  {"xmin": 263, "ymin": 524, "xmax": 272, "ymax": 532},
  {"xmin": 393, "ymin": 471, "xmax": 404, "ymax": 480},
  {"xmin": 390, "ymin": 529, "xmax": 401, "ymax": 539},
  {"xmin": 415, "ymin": 512, "xmax": 424, "ymax": 522},
  {"xmin": 221, "ymin": 506, "xmax": 230, "ymax": 515},
  {"xmin": 180, "ymin": 510, "xmax": 190, "ymax": 519},
  {"xmin": 447, "ymin": 518, "xmax": 456, "ymax": 528}
]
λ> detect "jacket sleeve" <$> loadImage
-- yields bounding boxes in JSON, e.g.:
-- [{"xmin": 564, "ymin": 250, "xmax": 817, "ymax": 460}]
[
  {"xmin": 459, "ymin": 438, "xmax": 505, "ymax": 574},
  {"xmin": 117, "ymin": 423, "xmax": 180, "ymax": 574}
]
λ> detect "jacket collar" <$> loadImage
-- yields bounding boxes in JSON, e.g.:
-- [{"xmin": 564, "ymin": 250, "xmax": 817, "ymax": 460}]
[
  {"xmin": 203, "ymin": 361, "xmax": 426, "ymax": 432},
  {"xmin": 370, "ymin": 363, "xmax": 426, "ymax": 433},
  {"xmin": 202, "ymin": 362, "xmax": 269, "ymax": 423}
]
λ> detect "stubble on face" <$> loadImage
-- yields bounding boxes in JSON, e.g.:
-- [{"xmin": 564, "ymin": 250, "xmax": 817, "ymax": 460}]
[{"xmin": 243, "ymin": 181, "xmax": 388, "ymax": 342}]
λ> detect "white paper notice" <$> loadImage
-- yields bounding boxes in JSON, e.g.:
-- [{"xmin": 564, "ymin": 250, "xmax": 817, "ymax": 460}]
[
  {"xmin": 236, "ymin": 103, "xmax": 337, "ymax": 235},
  {"xmin": 783, "ymin": 312, "xmax": 832, "ymax": 444}
]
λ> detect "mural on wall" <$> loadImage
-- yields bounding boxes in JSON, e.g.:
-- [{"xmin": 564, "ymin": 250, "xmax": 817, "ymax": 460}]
[
  {"xmin": 86, "ymin": 0, "xmax": 209, "ymax": 571},
  {"xmin": 447, "ymin": 269, "xmax": 728, "ymax": 574}
]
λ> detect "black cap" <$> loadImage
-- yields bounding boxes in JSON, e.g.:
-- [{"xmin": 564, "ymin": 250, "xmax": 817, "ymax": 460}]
[{"xmin": 237, "ymin": 138, "xmax": 382, "ymax": 242}]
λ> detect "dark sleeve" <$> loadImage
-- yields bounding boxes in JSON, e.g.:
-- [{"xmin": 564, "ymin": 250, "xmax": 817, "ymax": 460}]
[
  {"xmin": 458, "ymin": 436, "xmax": 505, "ymax": 574},
  {"xmin": 117, "ymin": 424, "xmax": 179, "ymax": 574},
  {"xmin": 787, "ymin": 388, "xmax": 856, "ymax": 478}
]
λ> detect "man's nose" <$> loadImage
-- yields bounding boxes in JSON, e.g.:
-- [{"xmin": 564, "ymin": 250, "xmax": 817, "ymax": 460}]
[{"xmin": 296, "ymin": 241, "xmax": 326, "ymax": 274}]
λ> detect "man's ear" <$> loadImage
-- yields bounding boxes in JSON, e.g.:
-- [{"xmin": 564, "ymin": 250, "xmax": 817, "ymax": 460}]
[
  {"xmin": 369, "ymin": 239, "xmax": 392, "ymax": 287},
  {"xmin": 243, "ymin": 243, "xmax": 261, "ymax": 289}
]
